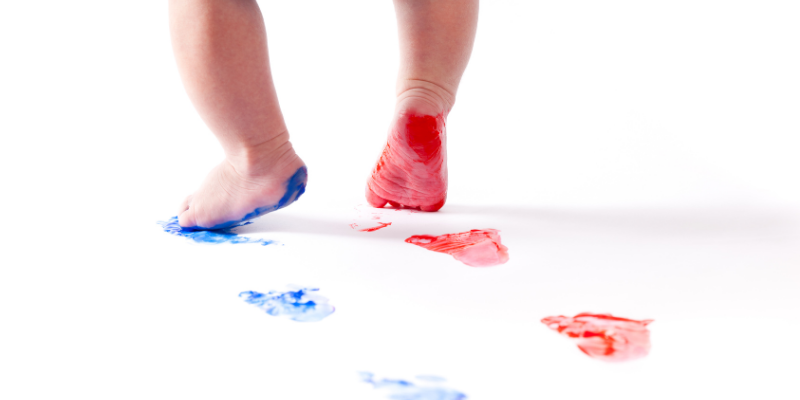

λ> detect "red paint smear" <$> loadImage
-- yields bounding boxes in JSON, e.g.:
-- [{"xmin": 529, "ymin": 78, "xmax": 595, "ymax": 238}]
[
  {"xmin": 541, "ymin": 313, "xmax": 654, "ymax": 362},
  {"xmin": 366, "ymin": 113, "xmax": 448, "ymax": 212},
  {"xmin": 358, "ymin": 222, "xmax": 392, "ymax": 232},
  {"xmin": 405, "ymin": 229, "xmax": 509, "ymax": 267}
]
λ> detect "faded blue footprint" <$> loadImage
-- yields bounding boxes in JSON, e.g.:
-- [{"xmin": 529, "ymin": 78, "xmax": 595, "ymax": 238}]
[
  {"xmin": 239, "ymin": 287, "xmax": 335, "ymax": 322},
  {"xmin": 157, "ymin": 217, "xmax": 275, "ymax": 246},
  {"xmin": 359, "ymin": 372, "xmax": 467, "ymax": 400}
]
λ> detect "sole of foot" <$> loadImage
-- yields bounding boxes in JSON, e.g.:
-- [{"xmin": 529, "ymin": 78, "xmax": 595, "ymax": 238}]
[
  {"xmin": 365, "ymin": 104, "xmax": 448, "ymax": 212},
  {"xmin": 177, "ymin": 154, "xmax": 307, "ymax": 230}
]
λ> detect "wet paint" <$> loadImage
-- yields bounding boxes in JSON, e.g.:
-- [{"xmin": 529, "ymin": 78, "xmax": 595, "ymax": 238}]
[
  {"xmin": 157, "ymin": 217, "xmax": 275, "ymax": 246},
  {"xmin": 239, "ymin": 287, "xmax": 334, "ymax": 322},
  {"xmin": 415, "ymin": 375, "xmax": 447, "ymax": 383},
  {"xmin": 405, "ymin": 229, "xmax": 509, "ymax": 267},
  {"xmin": 351, "ymin": 222, "xmax": 392, "ymax": 232},
  {"xmin": 359, "ymin": 372, "xmax": 466, "ymax": 400},
  {"xmin": 187, "ymin": 166, "xmax": 307, "ymax": 231},
  {"xmin": 541, "ymin": 313, "xmax": 653, "ymax": 362},
  {"xmin": 351, "ymin": 204, "xmax": 405, "ymax": 232},
  {"xmin": 366, "ymin": 113, "xmax": 448, "ymax": 212}
]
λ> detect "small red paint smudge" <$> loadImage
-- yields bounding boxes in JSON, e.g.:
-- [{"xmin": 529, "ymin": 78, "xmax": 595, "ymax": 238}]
[
  {"xmin": 541, "ymin": 313, "xmax": 654, "ymax": 362},
  {"xmin": 349, "ymin": 223, "xmax": 359, "ymax": 229},
  {"xmin": 405, "ymin": 229, "xmax": 509, "ymax": 267},
  {"xmin": 359, "ymin": 222, "xmax": 392, "ymax": 232}
]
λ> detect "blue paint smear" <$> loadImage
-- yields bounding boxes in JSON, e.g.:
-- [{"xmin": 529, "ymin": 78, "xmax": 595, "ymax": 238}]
[
  {"xmin": 157, "ymin": 217, "xmax": 275, "ymax": 246},
  {"xmin": 190, "ymin": 166, "xmax": 307, "ymax": 231},
  {"xmin": 239, "ymin": 287, "xmax": 334, "ymax": 322},
  {"xmin": 359, "ymin": 372, "xmax": 467, "ymax": 400},
  {"xmin": 416, "ymin": 375, "xmax": 447, "ymax": 383}
]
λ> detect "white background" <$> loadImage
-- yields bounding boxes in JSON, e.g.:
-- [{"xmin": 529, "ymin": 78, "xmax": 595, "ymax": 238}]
[{"xmin": 1, "ymin": 1, "xmax": 799, "ymax": 399}]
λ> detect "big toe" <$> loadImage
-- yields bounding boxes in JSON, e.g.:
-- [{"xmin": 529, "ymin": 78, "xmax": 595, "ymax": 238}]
[
  {"xmin": 178, "ymin": 195, "xmax": 193, "ymax": 214},
  {"xmin": 419, "ymin": 198, "xmax": 446, "ymax": 212},
  {"xmin": 178, "ymin": 207, "xmax": 198, "ymax": 228},
  {"xmin": 365, "ymin": 184, "xmax": 388, "ymax": 208}
]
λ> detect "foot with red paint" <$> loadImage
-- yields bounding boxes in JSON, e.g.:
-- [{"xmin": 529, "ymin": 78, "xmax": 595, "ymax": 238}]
[
  {"xmin": 366, "ymin": 0, "xmax": 478, "ymax": 211},
  {"xmin": 366, "ymin": 97, "xmax": 449, "ymax": 212},
  {"xmin": 177, "ymin": 141, "xmax": 307, "ymax": 230}
]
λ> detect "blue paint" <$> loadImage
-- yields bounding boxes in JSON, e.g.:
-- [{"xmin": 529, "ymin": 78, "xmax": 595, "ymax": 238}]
[
  {"xmin": 416, "ymin": 375, "xmax": 447, "ymax": 383},
  {"xmin": 190, "ymin": 166, "xmax": 307, "ymax": 231},
  {"xmin": 359, "ymin": 372, "xmax": 466, "ymax": 400},
  {"xmin": 239, "ymin": 287, "xmax": 334, "ymax": 322},
  {"xmin": 157, "ymin": 217, "xmax": 275, "ymax": 246}
]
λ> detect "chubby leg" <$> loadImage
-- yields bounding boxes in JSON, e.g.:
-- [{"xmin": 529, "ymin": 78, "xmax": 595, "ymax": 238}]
[
  {"xmin": 366, "ymin": 0, "xmax": 479, "ymax": 211},
  {"xmin": 169, "ymin": 0, "xmax": 306, "ymax": 229}
]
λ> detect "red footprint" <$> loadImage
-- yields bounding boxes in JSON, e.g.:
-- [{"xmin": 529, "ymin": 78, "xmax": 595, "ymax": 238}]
[
  {"xmin": 541, "ymin": 313, "xmax": 654, "ymax": 362},
  {"xmin": 405, "ymin": 229, "xmax": 509, "ymax": 267}
]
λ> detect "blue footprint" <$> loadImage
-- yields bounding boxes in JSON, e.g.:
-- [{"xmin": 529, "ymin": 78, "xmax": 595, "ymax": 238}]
[
  {"xmin": 239, "ymin": 287, "xmax": 335, "ymax": 322},
  {"xmin": 359, "ymin": 372, "xmax": 467, "ymax": 400},
  {"xmin": 157, "ymin": 217, "xmax": 275, "ymax": 245}
]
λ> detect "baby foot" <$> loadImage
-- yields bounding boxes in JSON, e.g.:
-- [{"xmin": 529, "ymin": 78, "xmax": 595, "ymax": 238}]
[
  {"xmin": 366, "ymin": 105, "xmax": 448, "ymax": 212},
  {"xmin": 177, "ymin": 150, "xmax": 307, "ymax": 230}
]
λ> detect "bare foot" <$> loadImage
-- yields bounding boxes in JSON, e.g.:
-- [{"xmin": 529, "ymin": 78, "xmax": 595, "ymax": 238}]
[
  {"xmin": 365, "ymin": 99, "xmax": 448, "ymax": 212},
  {"xmin": 177, "ymin": 143, "xmax": 307, "ymax": 230}
]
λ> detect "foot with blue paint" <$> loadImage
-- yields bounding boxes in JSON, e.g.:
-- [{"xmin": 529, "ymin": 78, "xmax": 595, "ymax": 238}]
[
  {"xmin": 178, "ymin": 146, "xmax": 307, "ymax": 230},
  {"xmin": 170, "ymin": 0, "xmax": 308, "ymax": 230}
]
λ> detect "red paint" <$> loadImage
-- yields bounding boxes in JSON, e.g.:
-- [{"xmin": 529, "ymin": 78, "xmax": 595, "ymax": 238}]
[
  {"xmin": 352, "ymin": 222, "xmax": 392, "ymax": 232},
  {"xmin": 366, "ymin": 113, "xmax": 448, "ymax": 212},
  {"xmin": 360, "ymin": 222, "xmax": 392, "ymax": 232},
  {"xmin": 405, "ymin": 229, "xmax": 509, "ymax": 267},
  {"xmin": 541, "ymin": 313, "xmax": 654, "ymax": 362}
]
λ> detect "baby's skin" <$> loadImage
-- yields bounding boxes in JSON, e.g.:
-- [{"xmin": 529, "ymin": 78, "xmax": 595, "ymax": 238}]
[
  {"xmin": 178, "ymin": 98, "xmax": 447, "ymax": 229},
  {"xmin": 178, "ymin": 162, "xmax": 307, "ymax": 230},
  {"xmin": 169, "ymin": 0, "xmax": 477, "ymax": 229}
]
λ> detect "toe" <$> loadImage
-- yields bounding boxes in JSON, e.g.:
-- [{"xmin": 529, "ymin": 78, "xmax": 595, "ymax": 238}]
[
  {"xmin": 365, "ymin": 185, "xmax": 388, "ymax": 208},
  {"xmin": 419, "ymin": 198, "xmax": 446, "ymax": 212},
  {"xmin": 178, "ymin": 195, "xmax": 193, "ymax": 214},
  {"xmin": 178, "ymin": 207, "xmax": 198, "ymax": 228}
]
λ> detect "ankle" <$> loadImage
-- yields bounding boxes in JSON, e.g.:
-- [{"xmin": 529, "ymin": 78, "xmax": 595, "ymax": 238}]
[
  {"xmin": 225, "ymin": 131, "xmax": 302, "ymax": 176},
  {"xmin": 395, "ymin": 79, "xmax": 456, "ymax": 117}
]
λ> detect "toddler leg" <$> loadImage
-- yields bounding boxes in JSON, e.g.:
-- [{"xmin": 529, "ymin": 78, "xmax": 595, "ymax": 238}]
[
  {"xmin": 169, "ymin": 0, "xmax": 306, "ymax": 229},
  {"xmin": 366, "ymin": 0, "xmax": 479, "ymax": 211}
]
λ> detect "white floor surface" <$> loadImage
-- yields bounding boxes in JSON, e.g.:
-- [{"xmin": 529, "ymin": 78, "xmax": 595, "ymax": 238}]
[{"xmin": 2, "ymin": 1, "xmax": 799, "ymax": 399}]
